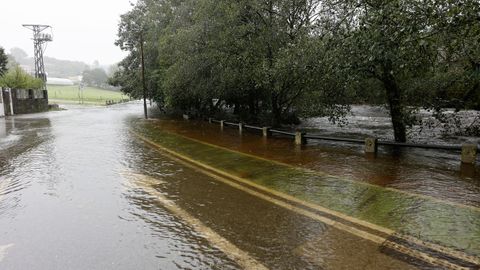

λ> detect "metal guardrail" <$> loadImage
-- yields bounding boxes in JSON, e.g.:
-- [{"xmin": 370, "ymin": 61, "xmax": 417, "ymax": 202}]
[
  {"xmin": 244, "ymin": 125, "xmax": 263, "ymax": 131},
  {"xmin": 377, "ymin": 141, "xmax": 463, "ymax": 151},
  {"xmin": 270, "ymin": 129, "xmax": 296, "ymax": 137},
  {"xmin": 224, "ymin": 121, "xmax": 240, "ymax": 127},
  {"xmin": 304, "ymin": 134, "xmax": 365, "ymax": 144},
  {"xmin": 203, "ymin": 117, "xmax": 478, "ymax": 164},
  {"xmin": 304, "ymin": 134, "xmax": 464, "ymax": 151}
]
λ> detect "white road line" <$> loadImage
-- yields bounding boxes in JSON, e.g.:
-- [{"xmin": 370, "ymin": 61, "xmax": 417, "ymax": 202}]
[{"xmin": 123, "ymin": 172, "xmax": 269, "ymax": 270}]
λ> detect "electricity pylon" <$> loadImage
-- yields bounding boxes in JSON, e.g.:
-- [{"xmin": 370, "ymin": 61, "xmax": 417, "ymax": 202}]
[{"xmin": 22, "ymin": 24, "xmax": 53, "ymax": 90}]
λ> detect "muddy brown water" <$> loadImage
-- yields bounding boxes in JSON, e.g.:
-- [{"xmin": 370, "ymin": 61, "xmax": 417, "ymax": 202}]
[{"xmin": 0, "ymin": 103, "xmax": 478, "ymax": 269}]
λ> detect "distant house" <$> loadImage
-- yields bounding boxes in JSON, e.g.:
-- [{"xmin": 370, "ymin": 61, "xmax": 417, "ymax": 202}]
[{"xmin": 47, "ymin": 77, "xmax": 74, "ymax": 86}]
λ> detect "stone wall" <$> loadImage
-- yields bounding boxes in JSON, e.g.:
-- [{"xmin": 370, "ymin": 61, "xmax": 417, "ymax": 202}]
[{"xmin": 10, "ymin": 89, "xmax": 49, "ymax": 115}]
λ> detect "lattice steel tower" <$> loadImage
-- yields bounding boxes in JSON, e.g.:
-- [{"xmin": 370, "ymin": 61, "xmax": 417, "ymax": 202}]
[{"xmin": 22, "ymin": 24, "xmax": 53, "ymax": 90}]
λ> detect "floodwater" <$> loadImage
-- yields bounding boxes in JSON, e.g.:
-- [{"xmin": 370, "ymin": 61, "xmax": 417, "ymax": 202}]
[
  {"xmin": 301, "ymin": 105, "xmax": 480, "ymax": 145},
  {"xmin": 0, "ymin": 103, "xmax": 478, "ymax": 269}
]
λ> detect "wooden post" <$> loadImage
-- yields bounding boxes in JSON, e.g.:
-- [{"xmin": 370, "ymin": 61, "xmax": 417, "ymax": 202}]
[
  {"xmin": 262, "ymin": 127, "xmax": 271, "ymax": 138},
  {"xmin": 365, "ymin": 138, "xmax": 378, "ymax": 154},
  {"xmin": 295, "ymin": 131, "xmax": 306, "ymax": 145},
  {"xmin": 461, "ymin": 144, "xmax": 477, "ymax": 165}
]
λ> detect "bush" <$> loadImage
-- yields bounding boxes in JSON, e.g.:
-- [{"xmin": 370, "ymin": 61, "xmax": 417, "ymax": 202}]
[{"xmin": 0, "ymin": 66, "xmax": 44, "ymax": 89}]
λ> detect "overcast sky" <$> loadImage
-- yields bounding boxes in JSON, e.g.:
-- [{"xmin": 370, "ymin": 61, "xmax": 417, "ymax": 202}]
[{"xmin": 0, "ymin": 0, "xmax": 135, "ymax": 66}]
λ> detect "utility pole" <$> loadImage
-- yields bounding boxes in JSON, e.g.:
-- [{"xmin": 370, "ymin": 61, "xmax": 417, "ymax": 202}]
[
  {"xmin": 78, "ymin": 83, "xmax": 85, "ymax": 104},
  {"xmin": 23, "ymin": 24, "xmax": 52, "ymax": 90},
  {"xmin": 140, "ymin": 32, "xmax": 148, "ymax": 119}
]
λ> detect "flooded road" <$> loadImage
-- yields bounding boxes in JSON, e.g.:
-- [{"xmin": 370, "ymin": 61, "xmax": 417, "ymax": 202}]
[{"xmin": 0, "ymin": 103, "xmax": 478, "ymax": 269}]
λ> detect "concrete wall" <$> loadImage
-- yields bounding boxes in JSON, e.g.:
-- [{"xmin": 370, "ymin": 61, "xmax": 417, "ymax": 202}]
[
  {"xmin": 10, "ymin": 89, "xmax": 49, "ymax": 115},
  {"xmin": 1, "ymin": 88, "xmax": 13, "ymax": 116},
  {"xmin": 0, "ymin": 89, "xmax": 4, "ymax": 117}
]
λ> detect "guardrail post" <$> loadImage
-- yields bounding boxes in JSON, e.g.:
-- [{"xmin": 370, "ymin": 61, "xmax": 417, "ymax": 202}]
[
  {"xmin": 220, "ymin": 120, "xmax": 224, "ymax": 130},
  {"xmin": 365, "ymin": 138, "xmax": 378, "ymax": 154},
  {"xmin": 262, "ymin": 127, "xmax": 271, "ymax": 138},
  {"xmin": 183, "ymin": 114, "xmax": 189, "ymax": 120},
  {"xmin": 238, "ymin": 123, "xmax": 243, "ymax": 134},
  {"xmin": 208, "ymin": 118, "xmax": 212, "ymax": 124},
  {"xmin": 461, "ymin": 144, "xmax": 477, "ymax": 165},
  {"xmin": 295, "ymin": 131, "xmax": 306, "ymax": 145}
]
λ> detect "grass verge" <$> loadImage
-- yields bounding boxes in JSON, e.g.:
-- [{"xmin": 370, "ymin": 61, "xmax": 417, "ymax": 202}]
[{"xmin": 47, "ymin": 85, "xmax": 126, "ymax": 105}]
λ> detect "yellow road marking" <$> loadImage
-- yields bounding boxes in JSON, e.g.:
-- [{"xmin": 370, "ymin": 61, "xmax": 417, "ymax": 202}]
[
  {"xmin": 131, "ymin": 130, "xmax": 480, "ymax": 269},
  {"xmin": 151, "ymin": 124, "xmax": 480, "ymax": 212},
  {"xmin": 122, "ymin": 172, "xmax": 269, "ymax": 270},
  {"xmin": 383, "ymin": 241, "xmax": 470, "ymax": 270}
]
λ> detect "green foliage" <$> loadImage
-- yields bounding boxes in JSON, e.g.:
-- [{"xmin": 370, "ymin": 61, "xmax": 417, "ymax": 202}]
[
  {"xmin": 0, "ymin": 47, "xmax": 7, "ymax": 76},
  {"xmin": 48, "ymin": 85, "xmax": 125, "ymax": 104},
  {"xmin": 112, "ymin": 0, "xmax": 480, "ymax": 138},
  {"xmin": 112, "ymin": 0, "xmax": 351, "ymax": 125},
  {"xmin": 318, "ymin": 0, "xmax": 480, "ymax": 141},
  {"xmin": 0, "ymin": 65, "xmax": 43, "ymax": 89}
]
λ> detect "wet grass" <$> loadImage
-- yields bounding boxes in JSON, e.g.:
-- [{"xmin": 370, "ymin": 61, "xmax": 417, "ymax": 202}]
[
  {"xmin": 47, "ymin": 85, "xmax": 125, "ymax": 105},
  {"xmin": 134, "ymin": 121, "xmax": 480, "ymax": 258}
]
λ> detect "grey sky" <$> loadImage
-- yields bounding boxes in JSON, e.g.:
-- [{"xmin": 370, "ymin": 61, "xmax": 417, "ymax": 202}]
[{"xmin": 0, "ymin": 0, "xmax": 135, "ymax": 65}]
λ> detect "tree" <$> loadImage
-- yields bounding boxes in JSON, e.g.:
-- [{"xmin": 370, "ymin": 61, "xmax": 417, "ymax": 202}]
[
  {"xmin": 320, "ymin": 0, "xmax": 440, "ymax": 142},
  {"xmin": 6, "ymin": 54, "xmax": 18, "ymax": 70},
  {"xmin": 9, "ymin": 47, "xmax": 28, "ymax": 62},
  {"xmin": 82, "ymin": 68, "xmax": 108, "ymax": 88},
  {"xmin": 0, "ymin": 47, "xmax": 8, "ymax": 76},
  {"xmin": 112, "ymin": 0, "xmax": 479, "ymax": 138},
  {"xmin": 428, "ymin": 0, "xmax": 480, "ymax": 111},
  {"xmin": 112, "ymin": 0, "xmax": 349, "ymax": 125}
]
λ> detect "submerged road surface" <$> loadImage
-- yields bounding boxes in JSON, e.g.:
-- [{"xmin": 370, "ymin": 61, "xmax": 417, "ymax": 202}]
[{"xmin": 0, "ymin": 103, "xmax": 478, "ymax": 270}]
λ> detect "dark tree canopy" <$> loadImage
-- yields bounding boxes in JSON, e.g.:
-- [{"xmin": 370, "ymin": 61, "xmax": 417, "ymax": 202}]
[{"xmin": 111, "ymin": 0, "xmax": 480, "ymax": 141}]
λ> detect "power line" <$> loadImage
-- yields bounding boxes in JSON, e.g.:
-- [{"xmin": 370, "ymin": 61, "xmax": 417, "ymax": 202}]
[{"xmin": 22, "ymin": 24, "xmax": 53, "ymax": 91}]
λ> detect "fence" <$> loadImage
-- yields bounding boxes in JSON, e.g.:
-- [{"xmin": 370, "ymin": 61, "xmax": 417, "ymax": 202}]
[
  {"xmin": 106, "ymin": 99, "xmax": 131, "ymax": 106},
  {"xmin": 191, "ymin": 116, "xmax": 479, "ymax": 165}
]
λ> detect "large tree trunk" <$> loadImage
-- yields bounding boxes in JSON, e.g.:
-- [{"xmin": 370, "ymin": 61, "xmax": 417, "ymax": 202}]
[
  {"xmin": 271, "ymin": 94, "xmax": 282, "ymax": 127},
  {"xmin": 382, "ymin": 68, "xmax": 407, "ymax": 142}
]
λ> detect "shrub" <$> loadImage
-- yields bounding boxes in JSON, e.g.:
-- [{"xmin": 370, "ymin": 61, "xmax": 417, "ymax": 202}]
[{"xmin": 0, "ymin": 66, "xmax": 44, "ymax": 89}]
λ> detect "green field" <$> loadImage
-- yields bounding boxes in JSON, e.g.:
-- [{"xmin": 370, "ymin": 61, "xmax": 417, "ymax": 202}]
[{"xmin": 48, "ymin": 85, "xmax": 126, "ymax": 105}]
